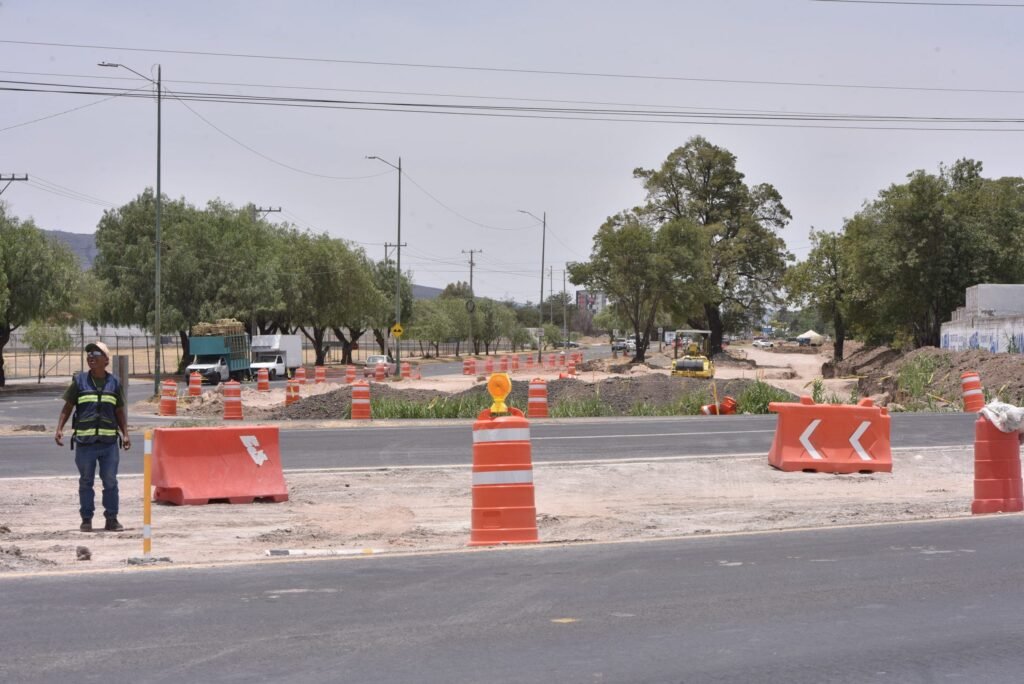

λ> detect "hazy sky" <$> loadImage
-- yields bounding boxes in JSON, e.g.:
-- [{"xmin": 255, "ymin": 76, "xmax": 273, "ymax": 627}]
[{"xmin": 2, "ymin": 0, "xmax": 1022, "ymax": 304}]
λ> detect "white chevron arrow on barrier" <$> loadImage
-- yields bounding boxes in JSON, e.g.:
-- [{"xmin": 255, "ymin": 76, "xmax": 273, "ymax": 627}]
[
  {"xmin": 850, "ymin": 421, "xmax": 873, "ymax": 461},
  {"xmin": 799, "ymin": 419, "xmax": 823, "ymax": 460}
]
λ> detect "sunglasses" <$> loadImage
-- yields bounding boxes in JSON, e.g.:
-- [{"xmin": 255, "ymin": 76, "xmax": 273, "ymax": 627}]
[{"xmin": 87, "ymin": 351, "xmax": 106, "ymax": 359}]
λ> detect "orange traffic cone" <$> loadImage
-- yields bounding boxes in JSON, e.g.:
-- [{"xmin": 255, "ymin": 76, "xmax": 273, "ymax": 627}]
[{"xmin": 469, "ymin": 406, "xmax": 538, "ymax": 546}]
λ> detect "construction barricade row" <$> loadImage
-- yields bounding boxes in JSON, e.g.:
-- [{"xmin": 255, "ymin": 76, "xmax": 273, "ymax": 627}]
[
  {"xmin": 768, "ymin": 396, "xmax": 892, "ymax": 474},
  {"xmin": 152, "ymin": 425, "xmax": 289, "ymax": 505}
]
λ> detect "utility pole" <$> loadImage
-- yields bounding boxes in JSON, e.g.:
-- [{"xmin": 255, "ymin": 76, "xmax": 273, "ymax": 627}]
[
  {"xmin": 0, "ymin": 174, "xmax": 28, "ymax": 196},
  {"xmin": 252, "ymin": 206, "xmax": 281, "ymax": 222},
  {"xmin": 517, "ymin": 209, "xmax": 546, "ymax": 362},
  {"xmin": 383, "ymin": 242, "xmax": 406, "ymax": 265},
  {"xmin": 562, "ymin": 267, "xmax": 568, "ymax": 344},
  {"xmin": 462, "ymin": 249, "xmax": 481, "ymax": 354},
  {"xmin": 549, "ymin": 266, "xmax": 555, "ymax": 324}
]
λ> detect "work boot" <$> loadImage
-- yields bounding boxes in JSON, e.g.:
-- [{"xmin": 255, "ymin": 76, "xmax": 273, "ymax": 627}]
[
  {"xmin": 80, "ymin": 519, "xmax": 92, "ymax": 532},
  {"xmin": 104, "ymin": 518, "xmax": 124, "ymax": 532}
]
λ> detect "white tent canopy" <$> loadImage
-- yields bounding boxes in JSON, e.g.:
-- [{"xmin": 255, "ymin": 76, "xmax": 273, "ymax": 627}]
[{"xmin": 797, "ymin": 330, "xmax": 824, "ymax": 345}]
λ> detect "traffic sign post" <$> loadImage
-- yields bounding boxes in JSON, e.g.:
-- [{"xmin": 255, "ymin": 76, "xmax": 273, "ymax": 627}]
[{"xmin": 391, "ymin": 323, "xmax": 404, "ymax": 339}]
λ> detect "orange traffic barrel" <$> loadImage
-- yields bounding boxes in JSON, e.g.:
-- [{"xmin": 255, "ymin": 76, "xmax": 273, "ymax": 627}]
[
  {"xmin": 701, "ymin": 396, "xmax": 737, "ymax": 415},
  {"xmin": 295, "ymin": 366, "xmax": 307, "ymax": 385},
  {"xmin": 345, "ymin": 365, "xmax": 356, "ymax": 384},
  {"xmin": 463, "ymin": 358, "xmax": 476, "ymax": 375},
  {"xmin": 499, "ymin": 356, "xmax": 509, "ymax": 372},
  {"xmin": 256, "ymin": 368, "xmax": 270, "ymax": 392},
  {"xmin": 972, "ymin": 415, "xmax": 1023, "ymax": 514},
  {"xmin": 526, "ymin": 355, "xmax": 534, "ymax": 371},
  {"xmin": 568, "ymin": 359, "xmax": 576, "ymax": 376},
  {"xmin": 351, "ymin": 381, "xmax": 371, "ymax": 419},
  {"xmin": 961, "ymin": 372, "xmax": 985, "ymax": 412},
  {"xmin": 401, "ymin": 362, "xmax": 411, "ymax": 379},
  {"xmin": 315, "ymin": 366, "xmax": 326, "ymax": 384},
  {"xmin": 484, "ymin": 358, "xmax": 494, "ymax": 374},
  {"xmin": 188, "ymin": 372, "xmax": 202, "ymax": 397},
  {"xmin": 223, "ymin": 380, "xmax": 242, "ymax": 420},
  {"xmin": 159, "ymin": 379, "xmax": 178, "ymax": 416},
  {"xmin": 527, "ymin": 378, "xmax": 548, "ymax": 418},
  {"xmin": 547, "ymin": 354, "xmax": 556, "ymax": 369},
  {"xmin": 374, "ymin": 362, "xmax": 386, "ymax": 382},
  {"xmin": 285, "ymin": 379, "xmax": 299, "ymax": 406},
  {"xmin": 469, "ymin": 407, "xmax": 539, "ymax": 546},
  {"xmin": 512, "ymin": 355, "xmax": 520, "ymax": 372}
]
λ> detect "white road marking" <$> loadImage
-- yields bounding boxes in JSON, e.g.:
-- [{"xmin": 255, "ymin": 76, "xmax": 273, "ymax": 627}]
[{"xmin": 533, "ymin": 429, "xmax": 775, "ymax": 441}]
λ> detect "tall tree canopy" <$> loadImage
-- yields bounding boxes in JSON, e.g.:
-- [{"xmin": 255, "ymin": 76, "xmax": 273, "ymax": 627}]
[{"xmin": 633, "ymin": 136, "xmax": 792, "ymax": 353}]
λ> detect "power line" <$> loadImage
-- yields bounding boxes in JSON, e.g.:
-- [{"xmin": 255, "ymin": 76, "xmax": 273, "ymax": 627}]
[
  {"xmin": 813, "ymin": 0, "xmax": 1024, "ymax": 6},
  {"xmin": 0, "ymin": 82, "xmax": 150, "ymax": 133},
  {"xmin": 2, "ymin": 38, "xmax": 1022, "ymax": 96}
]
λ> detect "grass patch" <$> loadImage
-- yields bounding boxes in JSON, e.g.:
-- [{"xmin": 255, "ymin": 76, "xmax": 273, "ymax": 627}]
[
  {"xmin": 550, "ymin": 398, "xmax": 614, "ymax": 418},
  {"xmin": 369, "ymin": 394, "xmax": 491, "ymax": 419},
  {"xmin": 736, "ymin": 381, "xmax": 793, "ymax": 415}
]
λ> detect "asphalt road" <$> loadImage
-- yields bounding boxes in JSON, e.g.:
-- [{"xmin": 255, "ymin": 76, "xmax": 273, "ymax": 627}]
[
  {"xmin": 2, "ymin": 516, "xmax": 1022, "ymax": 683},
  {"xmin": 0, "ymin": 412, "xmax": 979, "ymax": 478}
]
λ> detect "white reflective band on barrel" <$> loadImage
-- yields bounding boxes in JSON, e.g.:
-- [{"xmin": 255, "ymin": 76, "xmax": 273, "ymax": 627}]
[
  {"xmin": 963, "ymin": 389, "xmax": 983, "ymax": 397},
  {"xmin": 473, "ymin": 469, "xmax": 533, "ymax": 485},
  {"xmin": 528, "ymin": 397, "xmax": 547, "ymax": 403},
  {"xmin": 351, "ymin": 398, "xmax": 371, "ymax": 405},
  {"xmin": 529, "ymin": 384, "xmax": 545, "ymax": 391},
  {"xmin": 224, "ymin": 397, "xmax": 241, "ymax": 402},
  {"xmin": 144, "ymin": 438, "xmax": 152, "ymax": 453},
  {"xmin": 473, "ymin": 427, "xmax": 531, "ymax": 443},
  {"xmin": 961, "ymin": 376, "xmax": 979, "ymax": 385}
]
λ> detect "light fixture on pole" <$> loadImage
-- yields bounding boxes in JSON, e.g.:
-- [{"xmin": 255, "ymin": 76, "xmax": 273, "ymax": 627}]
[
  {"xmin": 100, "ymin": 61, "xmax": 162, "ymax": 397},
  {"xmin": 367, "ymin": 156, "xmax": 403, "ymax": 370},
  {"xmin": 517, "ymin": 209, "xmax": 546, "ymax": 362}
]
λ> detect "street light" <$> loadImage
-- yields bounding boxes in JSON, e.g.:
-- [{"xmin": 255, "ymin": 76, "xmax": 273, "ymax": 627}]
[
  {"xmin": 518, "ymin": 209, "xmax": 546, "ymax": 362},
  {"xmin": 367, "ymin": 156, "xmax": 403, "ymax": 370},
  {"xmin": 100, "ymin": 61, "xmax": 162, "ymax": 396}
]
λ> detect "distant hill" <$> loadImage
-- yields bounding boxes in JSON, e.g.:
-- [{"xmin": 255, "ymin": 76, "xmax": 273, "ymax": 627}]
[
  {"xmin": 46, "ymin": 230, "xmax": 97, "ymax": 269},
  {"xmin": 46, "ymin": 230, "xmax": 447, "ymax": 300}
]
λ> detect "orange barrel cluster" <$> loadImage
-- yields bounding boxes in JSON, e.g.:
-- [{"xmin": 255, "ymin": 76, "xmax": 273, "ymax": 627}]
[
  {"xmin": 351, "ymin": 381, "xmax": 371, "ymax": 419},
  {"xmin": 701, "ymin": 396, "xmax": 737, "ymax": 415},
  {"xmin": 374, "ymin": 363, "xmax": 386, "ymax": 382},
  {"xmin": 527, "ymin": 378, "xmax": 548, "ymax": 418},
  {"xmin": 469, "ymin": 407, "xmax": 539, "ymax": 546},
  {"xmin": 295, "ymin": 367, "xmax": 307, "ymax": 385},
  {"xmin": 223, "ymin": 380, "xmax": 242, "ymax": 420},
  {"xmin": 345, "ymin": 365, "xmax": 356, "ymax": 384},
  {"xmin": 285, "ymin": 379, "xmax": 300, "ymax": 406},
  {"xmin": 961, "ymin": 372, "xmax": 985, "ymax": 412},
  {"xmin": 463, "ymin": 358, "xmax": 476, "ymax": 375},
  {"xmin": 971, "ymin": 415, "xmax": 1023, "ymax": 514},
  {"xmin": 188, "ymin": 372, "xmax": 202, "ymax": 397},
  {"xmin": 401, "ymin": 362, "xmax": 411, "ymax": 379},
  {"xmin": 315, "ymin": 366, "xmax": 326, "ymax": 384},
  {"xmin": 159, "ymin": 379, "xmax": 178, "ymax": 416},
  {"xmin": 256, "ymin": 368, "xmax": 270, "ymax": 392}
]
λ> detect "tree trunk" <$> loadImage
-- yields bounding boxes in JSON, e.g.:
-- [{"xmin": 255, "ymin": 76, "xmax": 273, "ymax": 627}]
[
  {"xmin": 0, "ymin": 325, "xmax": 10, "ymax": 387},
  {"xmin": 705, "ymin": 303, "xmax": 724, "ymax": 355},
  {"xmin": 833, "ymin": 310, "xmax": 846, "ymax": 362},
  {"xmin": 373, "ymin": 328, "xmax": 388, "ymax": 354}
]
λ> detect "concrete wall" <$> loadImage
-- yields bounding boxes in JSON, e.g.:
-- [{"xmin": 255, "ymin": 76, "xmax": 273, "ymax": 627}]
[{"xmin": 941, "ymin": 284, "xmax": 1024, "ymax": 353}]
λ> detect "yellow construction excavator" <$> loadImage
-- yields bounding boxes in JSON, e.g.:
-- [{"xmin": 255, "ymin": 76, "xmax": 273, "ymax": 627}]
[{"xmin": 670, "ymin": 329, "xmax": 715, "ymax": 379}]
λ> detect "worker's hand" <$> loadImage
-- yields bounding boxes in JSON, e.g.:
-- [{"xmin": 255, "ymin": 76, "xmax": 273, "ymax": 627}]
[
  {"xmin": 54, "ymin": 428, "xmax": 64, "ymax": 447},
  {"xmin": 121, "ymin": 436, "xmax": 132, "ymax": 451}
]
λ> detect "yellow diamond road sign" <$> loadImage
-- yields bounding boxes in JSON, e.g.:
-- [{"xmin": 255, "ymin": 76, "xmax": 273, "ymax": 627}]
[{"xmin": 391, "ymin": 323, "xmax": 404, "ymax": 338}]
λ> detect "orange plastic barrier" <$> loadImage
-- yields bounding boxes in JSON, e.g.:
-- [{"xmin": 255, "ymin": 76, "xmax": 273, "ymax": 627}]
[
  {"xmin": 961, "ymin": 372, "xmax": 985, "ymax": 413},
  {"xmin": 159, "ymin": 379, "xmax": 178, "ymax": 416},
  {"xmin": 345, "ymin": 365, "xmax": 356, "ymax": 384},
  {"xmin": 223, "ymin": 380, "xmax": 242, "ymax": 420},
  {"xmin": 315, "ymin": 366, "xmax": 326, "ymax": 384},
  {"xmin": 188, "ymin": 372, "xmax": 202, "ymax": 397},
  {"xmin": 351, "ymin": 381, "xmax": 371, "ymax": 419},
  {"xmin": 469, "ymin": 407, "xmax": 539, "ymax": 546},
  {"xmin": 701, "ymin": 396, "xmax": 737, "ymax": 415},
  {"xmin": 767, "ymin": 396, "xmax": 892, "ymax": 473},
  {"xmin": 152, "ymin": 425, "xmax": 288, "ymax": 505},
  {"xmin": 285, "ymin": 379, "xmax": 299, "ymax": 406},
  {"xmin": 401, "ymin": 362, "xmax": 411, "ymax": 379},
  {"xmin": 527, "ymin": 378, "xmax": 548, "ymax": 418},
  {"xmin": 256, "ymin": 368, "xmax": 270, "ymax": 392},
  {"xmin": 463, "ymin": 358, "xmax": 476, "ymax": 375},
  {"xmin": 971, "ymin": 415, "xmax": 1023, "ymax": 514},
  {"xmin": 295, "ymin": 367, "xmax": 307, "ymax": 385}
]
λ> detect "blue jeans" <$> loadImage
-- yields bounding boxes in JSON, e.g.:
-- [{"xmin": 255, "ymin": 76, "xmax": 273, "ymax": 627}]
[{"xmin": 74, "ymin": 442, "xmax": 120, "ymax": 520}]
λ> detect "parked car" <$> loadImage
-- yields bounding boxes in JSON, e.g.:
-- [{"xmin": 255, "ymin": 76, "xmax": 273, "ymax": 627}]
[
  {"xmin": 752, "ymin": 338, "xmax": 775, "ymax": 349},
  {"xmin": 611, "ymin": 339, "xmax": 628, "ymax": 351},
  {"xmin": 362, "ymin": 354, "xmax": 396, "ymax": 377},
  {"xmin": 556, "ymin": 340, "xmax": 580, "ymax": 348}
]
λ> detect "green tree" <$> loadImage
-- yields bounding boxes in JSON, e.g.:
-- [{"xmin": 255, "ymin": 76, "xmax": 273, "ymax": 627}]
[
  {"xmin": 370, "ymin": 260, "xmax": 414, "ymax": 356},
  {"xmin": 568, "ymin": 212, "xmax": 706, "ymax": 362},
  {"xmin": 24, "ymin": 321, "xmax": 73, "ymax": 382},
  {"xmin": 408, "ymin": 298, "xmax": 453, "ymax": 357},
  {"xmin": 0, "ymin": 205, "xmax": 80, "ymax": 386},
  {"xmin": 633, "ymin": 136, "xmax": 792, "ymax": 353},
  {"xmin": 785, "ymin": 229, "xmax": 849, "ymax": 360}
]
